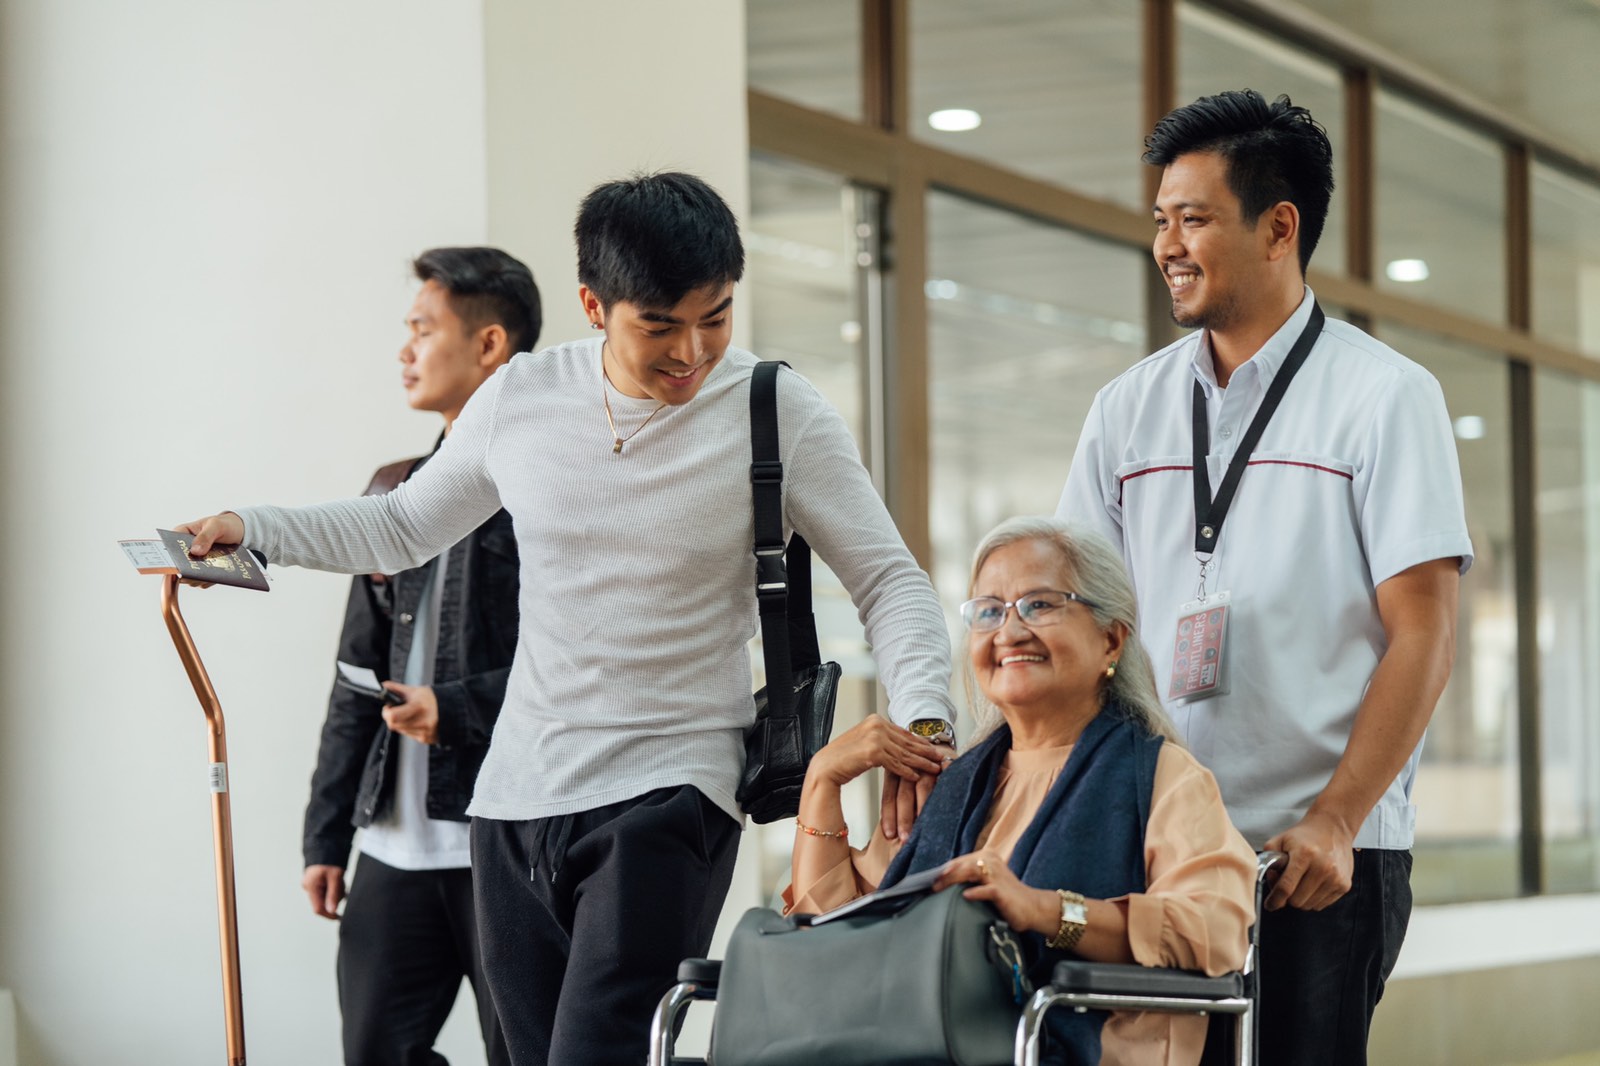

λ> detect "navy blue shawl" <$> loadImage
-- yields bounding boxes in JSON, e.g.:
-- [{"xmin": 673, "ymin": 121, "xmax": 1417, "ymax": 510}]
[{"xmin": 879, "ymin": 707, "xmax": 1165, "ymax": 1064}]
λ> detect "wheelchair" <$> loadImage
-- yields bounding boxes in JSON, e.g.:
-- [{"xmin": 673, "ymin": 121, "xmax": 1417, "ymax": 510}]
[{"xmin": 648, "ymin": 851, "xmax": 1285, "ymax": 1066}]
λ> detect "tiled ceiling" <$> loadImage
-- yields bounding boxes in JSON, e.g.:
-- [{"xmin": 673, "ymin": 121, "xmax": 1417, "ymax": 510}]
[{"xmin": 1304, "ymin": 0, "xmax": 1600, "ymax": 162}]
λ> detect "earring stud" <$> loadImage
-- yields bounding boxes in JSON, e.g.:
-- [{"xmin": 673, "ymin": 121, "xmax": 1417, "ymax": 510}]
[{"xmin": 1105, "ymin": 661, "xmax": 1118, "ymax": 679}]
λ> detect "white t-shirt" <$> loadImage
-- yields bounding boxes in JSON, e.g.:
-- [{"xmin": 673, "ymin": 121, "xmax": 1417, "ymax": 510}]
[
  {"xmin": 237, "ymin": 341, "xmax": 956, "ymax": 825},
  {"xmin": 1059, "ymin": 288, "xmax": 1474, "ymax": 849},
  {"xmin": 356, "ymin": 556, "xmax": 472, "ymax": 871}
]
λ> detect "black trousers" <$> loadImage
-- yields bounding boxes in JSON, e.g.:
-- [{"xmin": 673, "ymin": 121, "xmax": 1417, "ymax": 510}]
[
  {"xmin": 1254, "ymin": 848, "xmax": 1413, "ymax": 1066},
  {"xmin": 337, "ymin": 854, "xmax": 508, "ymax": 1066},
  {"xmin": 471, "ymin": 786, "xmax": 741, "ymax": 1066}
]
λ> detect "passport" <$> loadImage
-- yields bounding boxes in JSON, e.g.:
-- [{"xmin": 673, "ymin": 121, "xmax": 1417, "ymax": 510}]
[{"xmin": 119, "ymin": 530, "xmax": 270, "ymax": 592}]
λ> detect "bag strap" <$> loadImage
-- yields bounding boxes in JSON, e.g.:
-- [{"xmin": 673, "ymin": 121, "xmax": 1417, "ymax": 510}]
[{"xmin": 750, "ymin": 361, "xmax": 823, "ymax": 720}]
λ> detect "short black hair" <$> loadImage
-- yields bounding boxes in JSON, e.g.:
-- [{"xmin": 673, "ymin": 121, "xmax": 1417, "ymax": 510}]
[
  {"xmin": 1143, "ymin": 90, "xmax": 1334, "ymax": 273},
  {"xmin": 412, "ymin": 246, "xmax": 542, "ymax": 355},
  {"xmin": 575, "ymin": 171, "xmax": 744, "ymax": 311}
]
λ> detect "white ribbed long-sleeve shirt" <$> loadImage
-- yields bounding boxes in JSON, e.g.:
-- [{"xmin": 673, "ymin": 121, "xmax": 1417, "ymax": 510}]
[{"xmin": 238, "ymin": 340, "xmax": 956, "ymax": 823}]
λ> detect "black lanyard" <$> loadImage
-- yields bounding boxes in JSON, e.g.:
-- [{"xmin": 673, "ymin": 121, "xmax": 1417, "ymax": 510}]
[{"xmin": 1192, "ymin": 302, "xmax": 1325, "ymax": 556}]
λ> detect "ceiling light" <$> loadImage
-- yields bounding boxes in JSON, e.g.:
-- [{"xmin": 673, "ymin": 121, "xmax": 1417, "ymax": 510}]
[
  {"xmin": 1386, "ymin": 258, "xmax": 1430, "ymax": 283},
  {"xmin": 1453, "ymin": 415, "xmax": 1486, "ymax": 440},
  {"xmin": 928, "ymin": 108, "xmax": 981, "ymax": 132}
]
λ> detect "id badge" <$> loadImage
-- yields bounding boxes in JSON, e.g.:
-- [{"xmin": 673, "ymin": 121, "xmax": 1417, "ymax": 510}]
[{"xmin": 1167, "ymin": 591, "xmax": 1231, "ymax": 704}]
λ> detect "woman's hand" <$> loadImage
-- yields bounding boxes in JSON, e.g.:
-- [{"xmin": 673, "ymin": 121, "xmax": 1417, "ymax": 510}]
[
  {"xmin": 935, "ymin": 849, "xmax": 1057, "ymax": 937},
  {"xmin": 809, "ymin": 715, "xmax": 947, "ymax": 789}
]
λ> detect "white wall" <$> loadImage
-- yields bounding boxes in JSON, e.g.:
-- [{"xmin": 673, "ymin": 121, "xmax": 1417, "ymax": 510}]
[
  {"xmin": 483, "ymin": 0, "xmax": 753, "ymax": 349},
  {"xmin": 0, "ymin": 1, "xmax": 752, "ymax": 1063},
  {"xmin": 0, "ymin": 2, "xmax": 490, "ymax": 1062}
]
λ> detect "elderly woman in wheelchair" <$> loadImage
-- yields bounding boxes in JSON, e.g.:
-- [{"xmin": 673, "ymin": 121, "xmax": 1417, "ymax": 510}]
[{"xmin": 782, "ymin": 517, "xmax": 1257, "ymax": 1065}]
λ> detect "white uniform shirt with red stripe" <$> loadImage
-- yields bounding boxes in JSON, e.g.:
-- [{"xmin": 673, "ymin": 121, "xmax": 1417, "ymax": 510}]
[{"xmin": 1058, "ymin": 287, "xmax": 1473, "ymax": 849}]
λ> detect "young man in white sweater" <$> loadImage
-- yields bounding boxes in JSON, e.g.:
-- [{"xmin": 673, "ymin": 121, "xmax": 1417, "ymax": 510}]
[{"xmin": 177, "ymin": 172, "xmax": 957, "ymax": 1066}]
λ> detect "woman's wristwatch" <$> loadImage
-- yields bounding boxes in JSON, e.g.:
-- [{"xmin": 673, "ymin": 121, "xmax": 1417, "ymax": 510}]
[
  {"xmin": 908, "ymin": 717, "xmax": 955, "ymax": 746},
  {"xmin": 1046, "ymin": 890, "xmax": 1088, "ymax": 951}
]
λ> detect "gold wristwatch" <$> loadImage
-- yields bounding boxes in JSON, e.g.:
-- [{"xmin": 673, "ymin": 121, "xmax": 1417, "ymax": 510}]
[
  {"xmin": 1047, "ymin": 890, "xmax": 1088, "ymax": 951},
  {"xmin": 908, "ymin": 717, "xmax": 955, "ymax": 745}
]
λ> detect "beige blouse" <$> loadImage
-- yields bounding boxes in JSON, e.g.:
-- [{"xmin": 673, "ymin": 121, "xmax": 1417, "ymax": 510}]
[{"xmin": 783, "ymin": 741, "xmax": 1257, "ymax": 1066}]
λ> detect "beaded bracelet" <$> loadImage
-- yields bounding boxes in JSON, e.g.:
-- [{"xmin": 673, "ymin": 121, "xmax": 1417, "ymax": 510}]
[{"xmin": 796, "ymin": 819, "xmax": 849, "ymax": 841}]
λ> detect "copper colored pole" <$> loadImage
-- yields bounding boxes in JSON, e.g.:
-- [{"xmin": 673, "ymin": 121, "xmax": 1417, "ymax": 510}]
[{"xmin": 160, "ymin": 575, "xmax": 247, "ymax": 1065}]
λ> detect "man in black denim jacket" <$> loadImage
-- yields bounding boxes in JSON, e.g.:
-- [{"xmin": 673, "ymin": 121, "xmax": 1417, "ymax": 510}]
[{"xmin": 301, "ymin": 246, "xmax": 538, "ymax": 1066}]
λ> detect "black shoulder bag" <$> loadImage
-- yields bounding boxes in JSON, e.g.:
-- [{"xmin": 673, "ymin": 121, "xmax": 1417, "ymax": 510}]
[{"xmin": 736, "ymin": 361, "xmax": 843, "ymax": 824}]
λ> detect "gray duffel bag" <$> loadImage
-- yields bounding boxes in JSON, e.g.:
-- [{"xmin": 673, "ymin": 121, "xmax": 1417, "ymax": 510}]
[{"xmin": 708, "ymin": 885, "xmax": 1029, "ymax": 1066}]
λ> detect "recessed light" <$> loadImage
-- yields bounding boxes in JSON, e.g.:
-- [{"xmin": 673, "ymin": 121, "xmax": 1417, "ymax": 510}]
[
  {"xmin": 928, "ymin": 108, "xmax": 981, "ymax": 132},
  {"xmin": 1453, "ymin": 415, "xmax": 1485, "ymax": 440},
  {"xmin": 1386, "ymin": 258, "xmax": 1430, "ymax": 283}
]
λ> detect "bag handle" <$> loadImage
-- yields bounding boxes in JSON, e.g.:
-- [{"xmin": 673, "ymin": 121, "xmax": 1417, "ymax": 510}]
[{"xmin": 750, "ymin": 361, "xmax": 823, "ymax": 721}]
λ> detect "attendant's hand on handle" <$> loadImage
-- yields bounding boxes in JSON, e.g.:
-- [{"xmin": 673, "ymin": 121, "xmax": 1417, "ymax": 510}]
[
  {"xmin": 302, "ymin": 864, "xmax": 346, "ymax": 920},
  {"xmin": 1263, "ymin": 808, "xmax": 1356, "ymax": 911},
  {"xmin": 381, "ymin": 682, "xmax": 440, "ymax": 745}
]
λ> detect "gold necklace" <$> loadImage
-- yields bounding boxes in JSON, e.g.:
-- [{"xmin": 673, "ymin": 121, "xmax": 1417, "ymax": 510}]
[
  {"xmin": 601, "ymin": 348, "xmax": 672, "ymax": 451},
  {"xmin": 604, "ymin": 390, "xmax": 668, "ymax": 451}
]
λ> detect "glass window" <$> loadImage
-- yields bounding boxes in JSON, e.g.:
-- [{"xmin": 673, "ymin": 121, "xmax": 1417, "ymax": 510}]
[
  {"xmin": 1536, "ymin": 369, "xmax": 1600, "ymax": 893},
  {"xmin": 747, "ymin": 155, "xmax": 882, "ymax": 900},
  {"xmin": 910, "ymin": 0, "xmax": 1144, "ymax": 211},
  {"xmin": 1176, "ymin": 2, "xmax": 1347, "ymax": 277},
  {"xmin": 926, "ymin": 190, "xmax": 1149, "ymax": 721},
  {"xmin": 1377, "ymin": 322, "xmax": 1520, "ymax": 903},
  {"xmin": 749, "ymin": 154, "xmax": 874, "ymax": 446},
  {"xmin": 746, "ymin": 0, "xmax": 862, "ymax": 121},
  {"xmin": 1375, "ymin": 91, "xmax": 1506, "ymax": 324},
  {"xmin": 1531, "ymin": 161, "xmax": 1600, "ymax": 360}
]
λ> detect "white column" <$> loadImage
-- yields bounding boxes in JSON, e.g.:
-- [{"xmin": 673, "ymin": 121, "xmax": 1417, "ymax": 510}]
[{"xmin": 0, "ymin": 2, "xmax": 489, "ymax": 1062}]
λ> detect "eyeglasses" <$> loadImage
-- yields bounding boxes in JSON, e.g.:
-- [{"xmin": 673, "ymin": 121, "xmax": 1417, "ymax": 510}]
[{"xmin": 959, "ymin": 589, "xmax": 1100, "ymax": 633}]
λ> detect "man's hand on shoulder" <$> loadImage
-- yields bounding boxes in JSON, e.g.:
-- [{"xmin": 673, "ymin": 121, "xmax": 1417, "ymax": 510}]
[
  {"xmin": 878, "ymin": 770, "xmax": 942, "ymax": 842},
  {"xmin": 879, "ymin": 718, "xmax": 956, "ymax": 841},
  {"xmin": 302, "ymin": 864, "xmax": 346, "ymax": 920},
  {"xmin": 382, "ymin": 682, "xmax": 439, "ymax": 744},
  {"xmin": 1264, "ymin": 808, "xmax": 1356, "ymax": 911}
]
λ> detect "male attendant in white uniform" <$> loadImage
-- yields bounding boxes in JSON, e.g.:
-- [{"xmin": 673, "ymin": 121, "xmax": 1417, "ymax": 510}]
[{"xmin": 1058, "ymin": 89, "xmax": 1471, "ymax": 1065}]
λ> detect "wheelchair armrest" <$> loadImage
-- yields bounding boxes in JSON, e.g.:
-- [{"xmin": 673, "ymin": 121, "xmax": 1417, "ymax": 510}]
[
  {"xmin": 676, "ymin": 958, "xmax": 722, "ymax": 985},
  {"xmin": 1050, "ymin": 960, "xmax": 1244, "ymax": 1001}
]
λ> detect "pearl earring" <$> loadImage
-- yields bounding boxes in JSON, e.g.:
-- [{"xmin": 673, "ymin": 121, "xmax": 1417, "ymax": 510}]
[{"xmin": 1105, "ymin": 661, "xmax": 1118, "ymax": 679}]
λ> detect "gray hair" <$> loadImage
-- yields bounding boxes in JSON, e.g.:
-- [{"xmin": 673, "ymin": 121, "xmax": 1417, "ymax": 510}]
[{"xmin": 963, "ymin": 516, "xmax": 1180, "ymax": 745}]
